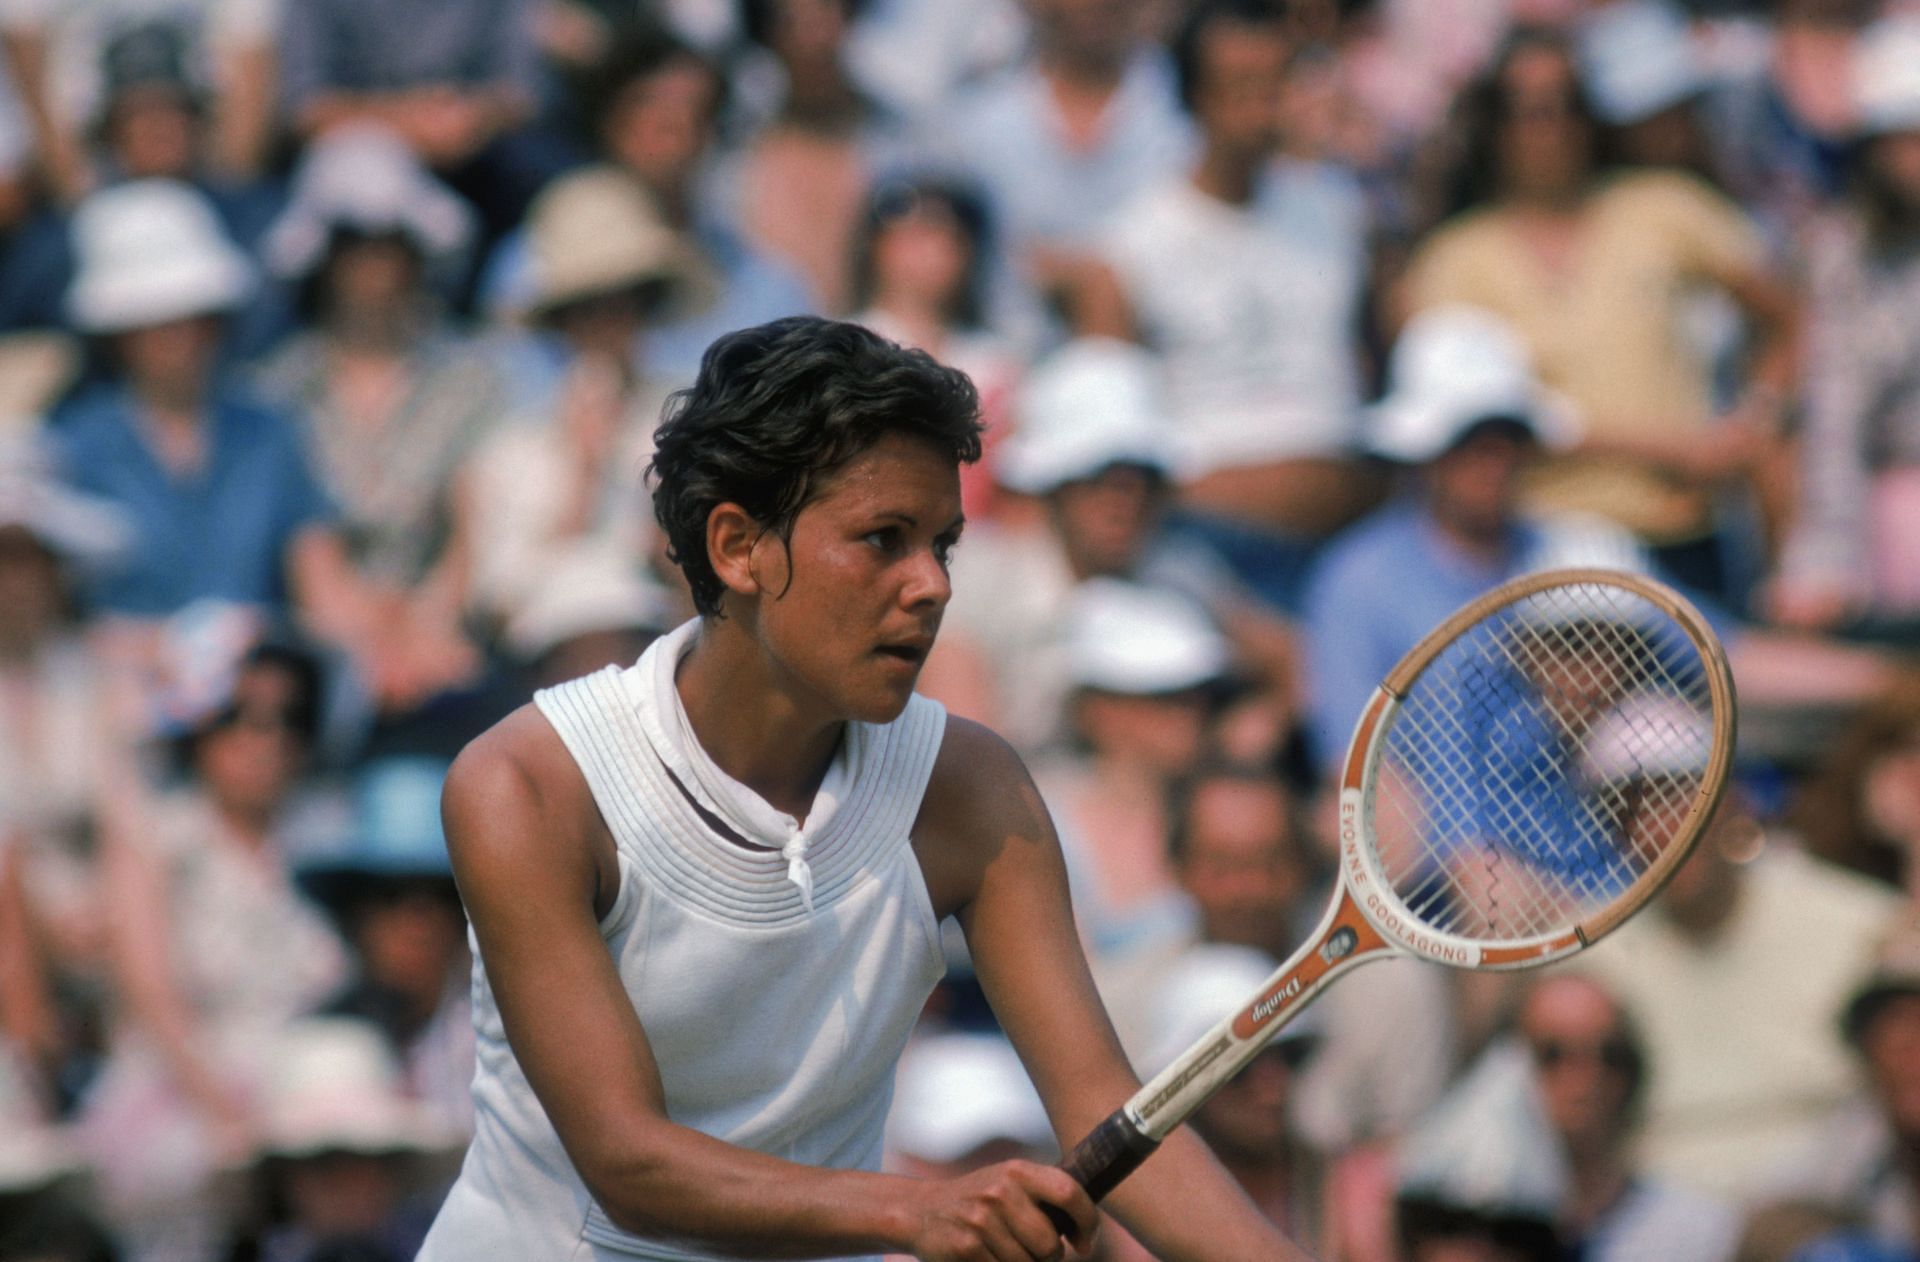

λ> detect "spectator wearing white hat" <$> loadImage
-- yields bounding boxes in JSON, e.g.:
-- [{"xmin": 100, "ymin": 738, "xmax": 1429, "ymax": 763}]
[
  {"xmin": 1306, "ymin": 305, "xmax": 1895, "ymax": 786},
  {"xmin": 254, "ymin": 125, "xmax": 507, "ymax": 717},
  {"xmin": 922, "ymin": 336, "xmax": 1295, "ymax": 761},
  {"xmin": 1577, "ymin": 0, "xmax": 1725, "ymax": 184},
  {"xmin": 0, "ymin": 18, "xmax": 284, "ymax": 348},
  {"xmin": 462, "ymin": 166, "xmax": 706, "ymax": 646},
  {"xmin": 1031, "ymin": 577, "xmax": 1236, "ymax": 965},
  {"xmin": 1768, "ymin": 17, "xmax": 1920, "ymax": 634},
  {"xmin": 1303, "ymin": 306, "xmax": 1583, "ymax": 777},
  {"xmin": 1089, "ymin": 757, "xmax": 1456, "ymax": 1244},
  {"xmin": 0, "ymin": 425, "xmax": 131, "ymax": 1115},
  {"xmin": 228, "ymin": 1018, "xmax": 463, "ymax": 1262},
  {"xmin": 50, "ymin": 181, "xmax": 385, "ymax": 696}
]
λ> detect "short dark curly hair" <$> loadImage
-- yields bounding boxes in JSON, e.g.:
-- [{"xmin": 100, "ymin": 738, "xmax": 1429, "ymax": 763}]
[{"xmin": 648, "ymin": 317, "xmax": 983, "ymax": 617}]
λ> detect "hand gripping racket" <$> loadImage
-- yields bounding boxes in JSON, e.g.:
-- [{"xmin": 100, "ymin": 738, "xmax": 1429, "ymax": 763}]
[{"xmin": 1045, "ymin": 568, "xmax": 1736, "ymax": 1224}]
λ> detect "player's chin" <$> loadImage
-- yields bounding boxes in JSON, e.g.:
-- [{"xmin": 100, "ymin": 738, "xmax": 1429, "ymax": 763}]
[{"xmin": 846, "ymin": 653, "xmax": 924, "ymax": 723}]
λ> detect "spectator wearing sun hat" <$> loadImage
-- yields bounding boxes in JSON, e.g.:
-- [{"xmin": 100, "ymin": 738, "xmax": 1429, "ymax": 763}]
[
  {"xmin": 227, "ymin": 1018, "xmax": 464, "ymax": 1262},
  {"xmin": 48, "ymin": 181, "xmax": 378, "ymax": 657},
  {"xmin": 924, "ymin": 336, "xmax": 1294, "ymax": 761},
  {"xmin": 463, "ymin": 167, "xmax": 707, "ymax": 645},
  {"xmin": 1302, "ymin": 306, "xmax": 1584, "ymax": 776},
  {"xmin": 253, "ymin": 126, "xmax": 514, "ymax": 718},
  {"xmin": 1026, "ymin": 577, "xmax": 1238, "ymax": 966},
  {"xmin": 300, "ymin": 756, "xmax": 475, "ymax": 1135},
  {"xmin": 1576, "ymin": 0, "xmax": 1729, "ymax": 184}
]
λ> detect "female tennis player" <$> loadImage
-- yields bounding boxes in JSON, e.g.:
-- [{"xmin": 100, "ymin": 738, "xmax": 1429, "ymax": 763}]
[{"xmin": 417, "ymin": 318, "xmax": 1305, "ymax": 1261}]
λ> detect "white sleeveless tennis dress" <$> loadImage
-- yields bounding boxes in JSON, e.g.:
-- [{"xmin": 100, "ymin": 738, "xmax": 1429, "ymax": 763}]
[{"xmin": 419, "ymin": 620, "xmax": 949, "ymax": 1260}]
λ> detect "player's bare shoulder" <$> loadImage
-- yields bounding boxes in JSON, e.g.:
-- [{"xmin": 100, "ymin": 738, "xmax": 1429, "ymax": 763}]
[
  {"xmin": 912, "ymin": 714, "xmax": 1062, "ymax": 920},
  {"xmin": 443, "ymin": 704, "xmax": 617, "ymax": 917}
]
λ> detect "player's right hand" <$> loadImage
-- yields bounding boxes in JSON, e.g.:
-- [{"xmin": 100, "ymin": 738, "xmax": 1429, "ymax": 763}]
[{"xmin": 905, "ymin": 1160, "xmax": 1098, "ymax": 1261}]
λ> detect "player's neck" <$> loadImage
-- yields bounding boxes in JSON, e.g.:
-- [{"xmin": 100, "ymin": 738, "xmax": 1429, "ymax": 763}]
[{"xmin": 674, "ymin": 622, "xmax": 844, "ymax": 822}]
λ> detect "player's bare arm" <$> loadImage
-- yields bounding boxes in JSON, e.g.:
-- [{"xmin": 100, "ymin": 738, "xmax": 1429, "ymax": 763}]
[{"xmin": 915, "ymin": 716, "xmax": 1315, "ymax": 1261}]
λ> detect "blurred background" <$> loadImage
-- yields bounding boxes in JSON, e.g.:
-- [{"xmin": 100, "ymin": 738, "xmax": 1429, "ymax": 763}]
[{"xmin": 5, "ymin": 0, "xmax": 1920, "ymax": 1258}]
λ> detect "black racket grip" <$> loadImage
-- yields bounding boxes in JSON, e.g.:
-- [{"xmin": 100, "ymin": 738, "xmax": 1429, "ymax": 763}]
[{"xmin": 1042, "ymin": 1107, "xmax": 1161, "ymax": 1237}]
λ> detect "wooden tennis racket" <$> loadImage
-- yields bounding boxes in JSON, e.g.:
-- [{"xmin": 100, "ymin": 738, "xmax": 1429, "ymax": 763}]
[{"xmin": 1046, "ymin": 567, "xmax": 1737, "ymax": 1222}]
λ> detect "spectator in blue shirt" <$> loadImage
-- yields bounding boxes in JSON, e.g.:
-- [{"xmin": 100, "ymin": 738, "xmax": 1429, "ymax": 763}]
[{"xmin": 53, "ymin": 180, "xmax": 376, "ymax": 666}]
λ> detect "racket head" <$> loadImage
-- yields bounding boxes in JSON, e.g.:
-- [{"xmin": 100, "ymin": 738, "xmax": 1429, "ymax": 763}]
[{"xmin": 1336, "ymin": 568, "xmax": 1736, "ymax": 969}]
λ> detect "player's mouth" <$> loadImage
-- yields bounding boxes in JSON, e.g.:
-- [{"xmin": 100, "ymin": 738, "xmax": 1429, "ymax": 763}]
[{"xmin": 875, "ymin": 640, "xmax": 930, "ymax": 665}]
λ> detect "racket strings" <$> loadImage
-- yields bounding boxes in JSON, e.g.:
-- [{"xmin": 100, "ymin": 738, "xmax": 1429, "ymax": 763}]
[{"xmin": 1373, "ymin": 582, "xmax": 1714, "ymax": 945}]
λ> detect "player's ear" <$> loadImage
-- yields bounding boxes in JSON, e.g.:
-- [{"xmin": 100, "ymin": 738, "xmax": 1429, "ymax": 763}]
[{"xmin": 707, "ymin": 503, "xmax": 787, "ymax": 599}]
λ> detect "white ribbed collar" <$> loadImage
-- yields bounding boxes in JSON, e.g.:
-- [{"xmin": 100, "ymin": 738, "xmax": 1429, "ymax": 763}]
[{"xmin": 635, "ymin": 620, "xmax": 854, "ymax": 911}]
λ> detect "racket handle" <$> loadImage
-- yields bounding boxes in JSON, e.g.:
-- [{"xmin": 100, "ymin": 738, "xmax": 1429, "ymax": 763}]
[{"xmin": 1042, "ymin": 1107, "xmax": 1161, "ymax": 1237}]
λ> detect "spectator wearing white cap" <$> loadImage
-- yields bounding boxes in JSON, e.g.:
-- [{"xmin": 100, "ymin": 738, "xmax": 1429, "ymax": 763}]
[
  {"xmin": 50, "ymin": 181, "xmax": 389, "ymax": 700},
  {"xmin": 254, "ymin": 125, "xmax": 507, "ymax": 717},
  {"xmin": 1306, "ymin": 305, "xmax": 1895, "ymax": 783},
  {"xmin": 1768, "ymin": 17, "xmax": 1920, "ymax": 634},
  {"xmin": 1089, "ymin": 756, "xmax": 1456, "ymax": 1238},
  {"xmin": 885, "ymin": 1033, "xmax": 1053, "ymax": 1178},
  {"xmin": 922, "ymin": 336, "xmax": 1296, "ymax": 760},
  {"xmin": 1577, "ymin": 1, "xmax": 1725, "ymax": 184},
  {"xmin": 1303, "ymin": 306, "xmax": 1583, "ymax": 776},
  {"xmin": 462, "ymin": 166, "xmax": 706, "ymax": 648},
  {"xmin": 0, "ymin": 425, "xmax": 131, "ymax": 1115},
  {"xmin": 1030, "ymin": 577, "xmax": 1235, "ymax": 964}
]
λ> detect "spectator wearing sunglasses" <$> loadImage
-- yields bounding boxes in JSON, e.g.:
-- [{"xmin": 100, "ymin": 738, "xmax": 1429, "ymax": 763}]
[
  {"xmin": 1393, "ymin": 972, "xmax": 1738, "ymax": 1262},
  {"xmin": 1516, "ymin": 973, "xmax": 1740, "ymax": 1262}
]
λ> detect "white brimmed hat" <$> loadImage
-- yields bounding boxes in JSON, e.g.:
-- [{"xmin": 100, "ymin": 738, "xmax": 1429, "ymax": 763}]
[
  {"xmin": 503, "ymin": 555, "xmax": 675, "ymax": 661},
  {"xmin": 996, "ymin": 338, "xmax": 1174, "ymax": 495},
  {"xmin": 522, "ymin": 167, "xmax": 710, "ymax": 321},
  {"xmin": 67, "ymin": 179, "xmax": 254, "ymax": 333},
  {"xmin": 1065, "ymin": 578, "xmax": 1231, "ymax": 696},
  {"xmin": 0, "ymin": 427, "xmax": 132, "ymax": 567},
  {"xmin": 888, "ymin": 1035, "xmax": 1052, "ymax": 1164},
  {"xmin": 1145, "ymin": 944, "xmax": 1319, "ymax": 1077},
  {"xmin": 1581, "ymin": 690, "xmax": 1713, "ymax": 785},
  {"xmin": 1370, "ymin": 307, "xmax": 1580, "ymax": 464},
  {"xmin": 264, "ymin": 124, "xmax": 476, "ymax": 280},
  {"xmin": 1855, "ymin": 17, "xmax": 1920, "ymax": 138},
  {"xmin": 260, "ymin": 1019, "xmax": 463, "ymax": 1159},
  {"xmin": 1576, "ymin": 0, "xmax": 1707, "ymax": 125}
]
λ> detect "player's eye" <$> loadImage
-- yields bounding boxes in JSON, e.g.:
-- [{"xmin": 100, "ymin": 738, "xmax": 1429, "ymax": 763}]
[
  {"xmin": 863, "ymin": 527, "xmax": 902, "ymax": 553},
  {"xmin": 933, "ymin": 532, "xmax": 961, "ymax": 567}
]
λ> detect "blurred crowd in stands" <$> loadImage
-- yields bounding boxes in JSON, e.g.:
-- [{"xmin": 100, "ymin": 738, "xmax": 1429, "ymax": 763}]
[{"xmin": 7, "ymin": 0, "xmax": 1920, "ymax": 1258}]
